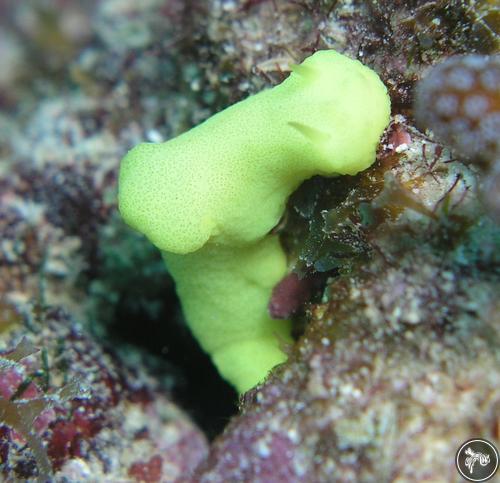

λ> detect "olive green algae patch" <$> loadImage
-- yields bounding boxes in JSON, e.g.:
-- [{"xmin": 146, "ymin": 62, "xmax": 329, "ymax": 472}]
[{"xmin": 118, "ymin": 50, "xmax": 391, "ymax": 394}]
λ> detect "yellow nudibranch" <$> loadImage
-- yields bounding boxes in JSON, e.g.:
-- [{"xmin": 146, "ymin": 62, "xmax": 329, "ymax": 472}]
[{"xmin": 118, "ymin": 50, "xmax": 391, "ymax": 393}]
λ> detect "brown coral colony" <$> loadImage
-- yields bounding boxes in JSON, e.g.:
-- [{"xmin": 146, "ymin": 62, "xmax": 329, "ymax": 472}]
[{"xmin": 415, "ymin": 54, "xmax": 500, "ymax": 163}]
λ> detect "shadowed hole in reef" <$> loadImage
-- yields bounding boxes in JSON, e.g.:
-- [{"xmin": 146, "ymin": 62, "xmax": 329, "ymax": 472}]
[{"xmin": 105, "ymin": 284, "xmax": 238, "ymax": 440}]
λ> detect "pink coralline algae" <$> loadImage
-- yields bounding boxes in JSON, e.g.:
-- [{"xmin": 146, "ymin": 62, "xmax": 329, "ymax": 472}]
[
  {"xmin": 128, "ymin": 454, "xmax": 163, "ymax": 482},
  {"xmin": 0, "ymin": 309, "xmax": 208, "ymax": 482},
  {"xmin": 0, "ymin": 338, "xmax": 83, "ymax": 482},
  {"xmin": 269, "ymin": 273, "xmax": 317, "ymax": 319},
  {"xmin": 194, "ymin": 243, "xmax": 500, "ymax": 482}
]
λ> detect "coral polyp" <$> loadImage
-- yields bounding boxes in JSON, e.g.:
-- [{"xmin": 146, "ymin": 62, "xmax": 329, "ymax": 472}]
[{"xmin": 415, "ymin": 54, "xmax": 500, "ymax": 163}]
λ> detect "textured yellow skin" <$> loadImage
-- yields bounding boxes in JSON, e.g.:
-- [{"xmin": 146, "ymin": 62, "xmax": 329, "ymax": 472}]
[{"xmin": 118, "ymin": 50, "xmax": 391, "ymax": 393}]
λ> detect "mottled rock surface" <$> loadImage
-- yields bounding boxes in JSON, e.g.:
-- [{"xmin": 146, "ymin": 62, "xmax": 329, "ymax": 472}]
[{"xmin": 0, "ymin": 309, "xmax": 207, "ymax": 482}]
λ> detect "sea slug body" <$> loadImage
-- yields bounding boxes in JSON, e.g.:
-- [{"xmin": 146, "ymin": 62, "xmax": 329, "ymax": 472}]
[{"xmin": 118, "ymin": 50, "xmax": 391, "ymax": 393}]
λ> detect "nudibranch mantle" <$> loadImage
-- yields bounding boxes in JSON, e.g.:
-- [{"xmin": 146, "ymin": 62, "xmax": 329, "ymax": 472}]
[{"xmin": 118, "ymin": 50, "xmax": 391, "ymax": 393}]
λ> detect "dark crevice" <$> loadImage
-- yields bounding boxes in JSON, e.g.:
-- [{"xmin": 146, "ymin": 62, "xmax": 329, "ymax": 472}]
[{"xmin": 106, "ymin": 289, "xmax": 238, "ymax": 440}]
